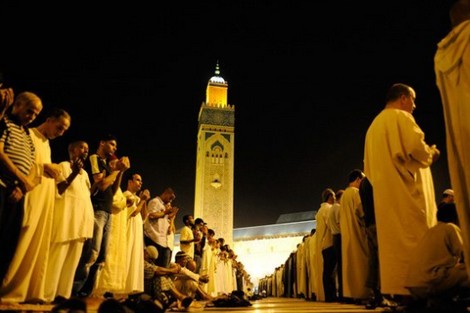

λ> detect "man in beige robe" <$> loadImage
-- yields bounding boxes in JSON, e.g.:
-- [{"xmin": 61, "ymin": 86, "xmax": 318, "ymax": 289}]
[
  {"xmin": 405, "ymin": 203, "xmax": 469, "ymax": 300},
  {"xmin": 434, "ymin": 0, "xmax": 470, "ymax": 278},
  {"xmin": 295, "ymin": 237, "xmax": 307, "ymax": 298},
  {"xmin": 340, "ymin": 169, "xmax": 370, "ymax": 301},
  {"xmin": 304, "ymin": 229, "xmax": 316, "ymax": 300},
  {"xmin": 364, "ymin": 83, "xmax": 440, "ymax": 296}
]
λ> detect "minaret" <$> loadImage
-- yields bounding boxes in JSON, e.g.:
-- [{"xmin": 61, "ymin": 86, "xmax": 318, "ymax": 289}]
[{"xmin": 194, "ymin": 62, "xmax": 235, "ymax": 245}]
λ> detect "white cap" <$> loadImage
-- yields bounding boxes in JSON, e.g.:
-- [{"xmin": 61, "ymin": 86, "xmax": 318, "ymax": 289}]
[
  {"xmin": 145, "ymin": 246, "xmax": 159, "ymax": 260},
  {"xmin": 443, "ymin": 189, "xmax": 454, "ymax": 196}
]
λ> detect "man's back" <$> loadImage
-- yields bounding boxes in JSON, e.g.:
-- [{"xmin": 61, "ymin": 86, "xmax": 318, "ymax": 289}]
[
  {"xmin": 405, "ymin": 222, "xmax": 463, "ymax": 288},
  {"xmin": 363, "ymin": 83, "xmax": 438, "ymax": 296},
  {"xmin": 435, "ymin": 1, "xmax": 470, "ymax": 283}
]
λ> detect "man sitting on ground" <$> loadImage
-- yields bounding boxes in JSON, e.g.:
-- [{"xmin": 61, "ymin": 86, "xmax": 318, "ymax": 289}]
[
  {"xmin": 143, "ymin": 246, "xmax": 193, "ymax": 310},
  {"xmin": 405, "ymin": 203, "xmax": 470, "ymax": 310},
  {"xmin": 173, "ymin": 251, "xmax": 212, "ymax": 301}
]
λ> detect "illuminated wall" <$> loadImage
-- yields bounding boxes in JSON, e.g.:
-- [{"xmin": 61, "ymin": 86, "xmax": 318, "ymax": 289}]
[
  {"xmin": 233, "ymin": 236, "xmax": 305, "ymax": 285},
  {"xmin": 173, "ymin": 235, "xmax": 305, "ymax": 286}
]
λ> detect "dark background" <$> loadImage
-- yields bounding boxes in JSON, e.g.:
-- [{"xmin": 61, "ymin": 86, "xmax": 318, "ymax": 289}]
[{"xmin": 0, "ymin": 1, "xmax": 456, "ymax": 230}]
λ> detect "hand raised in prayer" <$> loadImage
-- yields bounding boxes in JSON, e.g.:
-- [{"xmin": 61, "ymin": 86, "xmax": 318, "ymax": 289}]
[
  {"xmin": 71, "ymin": 157, "xmax": 84, "ymax": 173},
  {"xmin": 44, "ymin": 163, "xmax": 62, "ymax": 179},
  {"xmin": 139, "ymin": 189, "xmax": 150, "ymax": 201},
  {"xmin": 431, "ymin": 144, "xmax": 440, "ymax": 162}
]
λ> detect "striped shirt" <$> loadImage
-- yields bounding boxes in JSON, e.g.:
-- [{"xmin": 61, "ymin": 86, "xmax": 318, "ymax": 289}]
[{"xmin": 0, "ymin": 116, "xmax": 35, "ymax": 187}]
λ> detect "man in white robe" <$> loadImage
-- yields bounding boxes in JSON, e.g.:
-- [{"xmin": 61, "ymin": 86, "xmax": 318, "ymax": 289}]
[
  {"xmin": 405, "ymin": 203, "xmax": 469, "ymax": 300},
  {"xmin": 313, "ymin": 188, "xmax": 335, "ymax": 302},
  {"xmin": 45, "ymin": 140, "xmax": 94, "ymax": 302},
  {"xmin": 295, "ymin": 237, "xmax": 307, "ymax": 298},
  {"xmin": 304, "ymin": 229, "xmax": 316, "ymax": 300},
  {"xmin": 364, "ymin": 83, "xmax": 440, "ymax": 296},
  {"xmin": 340, "ymin": 169, "xmax": 370, "ymax": 301},
  {"xmin": 434, "ymin": 0, "xmax": 470, "ymax": 278},
  {"xmin": 123, "ymin": 173, "xmax": 150, "ymax": 294},
  {"xmin": 1, "ymin": 109, "xmax": 71, "ymax": 303}
]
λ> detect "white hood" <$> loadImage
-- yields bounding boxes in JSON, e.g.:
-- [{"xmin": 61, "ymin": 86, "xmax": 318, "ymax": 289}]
[{"xmin": 435, "ymin": 20, "xmax": 470, "ymax": 73}]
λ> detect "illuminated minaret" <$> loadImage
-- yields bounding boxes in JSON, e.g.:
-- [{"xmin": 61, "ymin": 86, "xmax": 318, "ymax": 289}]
[{"xmin": 194, "ymin": 62, "xmax": 235, "ymax": 245}]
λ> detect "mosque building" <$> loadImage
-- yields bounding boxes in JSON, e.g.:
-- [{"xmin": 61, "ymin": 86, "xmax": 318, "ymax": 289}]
[{"xmin": 175, "ymin": 64, "xmax": 315, "ymax": 285}]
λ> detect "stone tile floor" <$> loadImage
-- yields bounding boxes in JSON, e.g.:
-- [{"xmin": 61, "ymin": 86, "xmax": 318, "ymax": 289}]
[{"xmin": 0, "ymin": 296, "xmax": 386, "ymax": 313}]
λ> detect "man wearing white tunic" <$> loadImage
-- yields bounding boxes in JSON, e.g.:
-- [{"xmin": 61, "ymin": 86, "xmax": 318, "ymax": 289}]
[
  {"xmin": 45, "ymin": 140, "xmax": 94, "ymax": 302},
  {"xmin": 1, "ymin": 108, "xmax": 71, "ymax": 303},
  {"xmin": 143, "ymin": 188, "xmax": 178, "ymax": 268},
  {"xmin": 340, "ymin": 169, "xmax": 370, "ymax": 301},
  {"xmin": 123, "ymin": 173, "xmax": 150, "ymax": 294},
  {"xmin": 304, "ymin": 229, "xmax": 316, "ymax": 300},
  {"xmin": 93, "ymin": 154, "xmax": 132, "ymax": 297},
  {"xmin": 364, "ymin": 83, "xmax": 440, "ymax": 297},
  {"xmin": 434, "ymin": 0, "xmax": 470, "ymax": 279},
  {"xmin": 328, "ymin": 190, "xmax": 344, "ymax": 301},
  {"xmin": 313, "ymin": 188, "xmax": 335, "ymax": 302},
  {"xmin": 72, "ymin": 135, "xmax": 130, "ymax": 297},
  {"xmin": 200, "ymin": 228, "xmax": 218, "ymax": 296},
  {"xmin": 92, "ymin": 170, "xmax": 129, "ymax": 297},
  {"xmin": 405, "ymin": 203, "xmax": 469, "ymax": 300},
  {"xmin": 295, "ymin": 236, "xmax": 307, "ymax": 298}
]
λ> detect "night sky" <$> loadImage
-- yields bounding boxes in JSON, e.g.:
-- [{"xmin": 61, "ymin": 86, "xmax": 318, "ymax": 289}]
[{"xmin": 0, "ymin": 1, "xmax": 457, "ymax": 230}]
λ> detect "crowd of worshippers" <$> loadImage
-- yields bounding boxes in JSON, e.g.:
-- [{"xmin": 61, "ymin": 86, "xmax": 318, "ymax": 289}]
[
  {"xmin": 2, "ymin": 2, "xmax": 470, "ymax": 311},
  {"xmin": 257, "ymin": 3, "xmax": 470, "ymax": 308},
  {"xmin": 0, "ymin": 88, "xmax": 253, "ymax": 311},
  {"xmin": 258, "ymin": 78, "xmax": 470, "ymax": 313},
  {"xmin": 259, "ymin": 173, "xmax": 468, "ymax": 312}
]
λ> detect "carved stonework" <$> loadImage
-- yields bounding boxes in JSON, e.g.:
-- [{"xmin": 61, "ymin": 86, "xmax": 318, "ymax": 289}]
[{"xmin": 198, "ymin": 105, "xmax": 235, "ymax": 127}]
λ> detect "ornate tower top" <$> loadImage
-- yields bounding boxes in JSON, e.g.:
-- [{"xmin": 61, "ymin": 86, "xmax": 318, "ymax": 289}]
[
  {"xmin": 206, "ymin": 61, "xmax": 228, "ymax": 108},
  {"xmin": 208, "ymin": 61, "xmax": 227, "ymax": 85}
]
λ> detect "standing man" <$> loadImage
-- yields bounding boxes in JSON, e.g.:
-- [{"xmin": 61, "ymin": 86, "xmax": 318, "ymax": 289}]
[
  {"xmin": 313, "ymin": 188, "xmax": 336, "ymax": 302},
  {"xmin": 193, "ymin": 218, "xmax": 206, "ymax": 274},
  {"xmin": 179, "ymin": 214, "xmax": 197, "ymax": 259},
  {"xmin": 359, "ymin": 176, "xmax": 390, "ymax": 309},
  {"xmin": 1, "ymin": 108, "xmax": 71, "ymax": 303},
  {"xmin": 123, "ymin": 172, "xmax": 150, "ymax": 294},
  {"xmin": 438, "ymin": 189, "xmax": 455, "ymax": 210},
  {"xmin": 328, "ymin": 189, "xmax": 344, "ymax": 301},
  {"xmin": 435, "ymin": 0, "xmax": 470, "ymax": 280},
  {"xmin": 340, "ymin": 169, "xmax": 370, "ymax": 302},
  {"xmin": 364, "ymin": 83, "xmax": 440, "ymax": 298},
  {"xmin": 0, "ymin": 92, "xmax": 42, "ymax": 285},
  {"xmin": 144, "ymin": 188, "xmax": 178, "ymax": 268},
  {"xmin": 72, "ymin": 134, "xmax": 130, "ymax": 297},
  {"xmin": 45, "ymin": 140, "xmax": 94, "ymax": 303}
]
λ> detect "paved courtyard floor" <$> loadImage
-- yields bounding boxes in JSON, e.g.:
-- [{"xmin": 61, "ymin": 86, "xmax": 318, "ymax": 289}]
[{"xmin": 0, "ymin": 296, "xmax": 387, "ymax": 313}]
